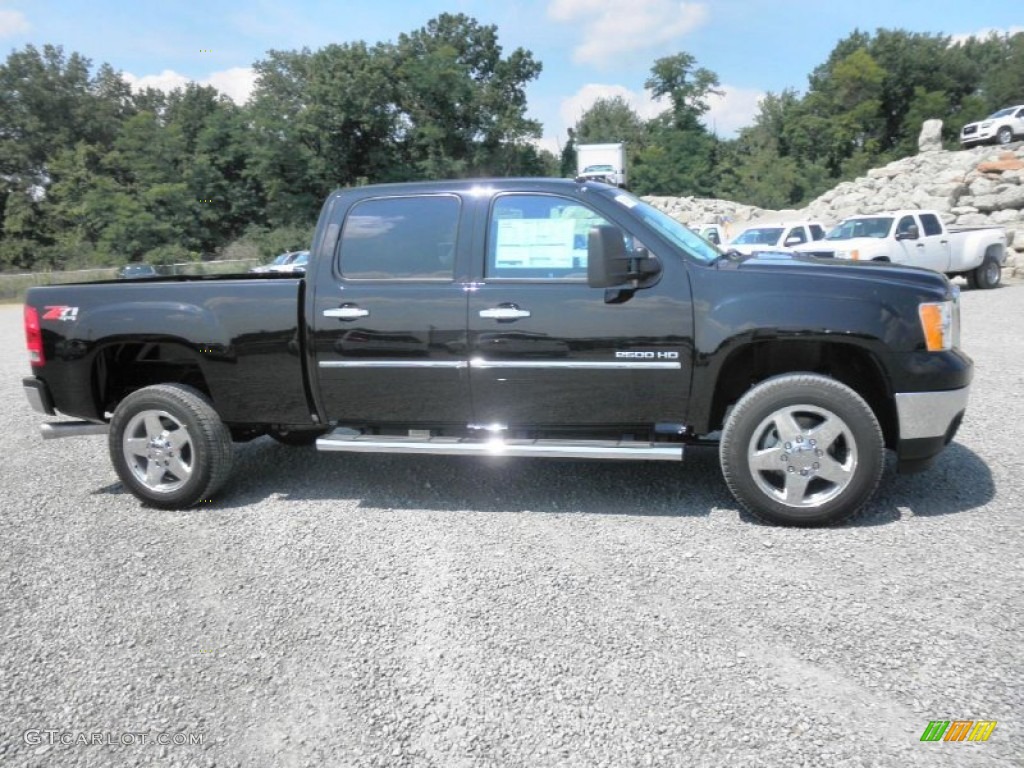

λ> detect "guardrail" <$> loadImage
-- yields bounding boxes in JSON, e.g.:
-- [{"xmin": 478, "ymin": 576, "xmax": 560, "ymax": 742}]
[{"xmin": 0, "ymin": 259, "xmax": 260, "ymax": 302}]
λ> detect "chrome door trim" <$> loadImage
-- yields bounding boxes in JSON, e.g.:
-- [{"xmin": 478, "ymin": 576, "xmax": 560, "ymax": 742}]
[
  {"xmin": 318, "ymin": 360, "xmax": 468, "ymax": 369},
  {"xmin": 468, "ymin": 359, "xmax": 681, "ymax": 370}
]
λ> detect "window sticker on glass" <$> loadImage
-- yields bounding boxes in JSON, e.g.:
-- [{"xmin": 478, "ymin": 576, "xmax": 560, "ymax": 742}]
[{"xmin": 494, "ymin": 218, "xmax": 577, "ymax": 270}]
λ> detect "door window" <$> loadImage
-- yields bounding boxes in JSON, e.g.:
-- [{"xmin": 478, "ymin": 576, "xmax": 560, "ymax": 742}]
[
  {"xmin": 486, "ymin": 195, "xmax": 611, "ymax": 280},
  {"xmin": 338, "ymin": 195, "xmax": 459, "ymax": 280},
  {"xmin": 809, "ymin": 224, "xmax": 825, "ymax": 240},
  {"xmin": 919, "ymin": 213, "xmax": 943, "ymax": 236},
  {"xmin": 784, "ymin": 227, "xmax": 807, "ymax": 245},
  {"xmin": 895, "ymin": 215, "xmax": 917, "ymax": 238}
]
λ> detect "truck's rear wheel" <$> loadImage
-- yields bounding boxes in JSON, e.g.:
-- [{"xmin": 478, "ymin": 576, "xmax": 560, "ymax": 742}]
[
  {"xmin": 720, "ymin": 374, "xmax": 884, "ymax": 526},
  {"xmin": 972, "ymin": 257, "xmax": 1001, "ymax": 289},
  {"xmin": 109, "ymin": 384, "xmax": 233, "ymax": 509}
]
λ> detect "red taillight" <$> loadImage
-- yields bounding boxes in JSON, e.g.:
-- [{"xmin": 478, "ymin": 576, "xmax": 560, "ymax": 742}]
[{"xmin": 24, "ymin": 305, "xmax": 44, "ymax": 366}]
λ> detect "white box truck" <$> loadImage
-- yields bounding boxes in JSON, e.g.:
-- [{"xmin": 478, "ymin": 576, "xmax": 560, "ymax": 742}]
[{"xmin": 575, "ymin": 143, "xmax": 627, "ymax": 187}]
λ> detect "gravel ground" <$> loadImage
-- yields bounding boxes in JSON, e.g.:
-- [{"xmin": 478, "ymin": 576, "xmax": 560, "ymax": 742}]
[{"xmin": 0, "ymin": 284, "xmax": 1021, "ymax": 768}]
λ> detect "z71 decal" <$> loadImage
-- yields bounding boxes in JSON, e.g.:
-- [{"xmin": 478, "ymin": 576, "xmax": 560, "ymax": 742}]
[{"xmin": 42, "ymin": 306, "xmax": 79, "ymax": 322}]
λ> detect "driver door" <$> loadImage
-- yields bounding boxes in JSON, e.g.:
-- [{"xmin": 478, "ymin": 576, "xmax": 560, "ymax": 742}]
[{"xmin": 466, "ymin": 192, "xmax": 694, "ymax": 427}]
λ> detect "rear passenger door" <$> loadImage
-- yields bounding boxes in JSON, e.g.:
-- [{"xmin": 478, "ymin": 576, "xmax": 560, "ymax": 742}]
[
  {"xmin": 895, "ymin": 213, "xmax": 948, "ymax": 271},
  {"xmin": 917, "ymin": 213, "xmax": 951, "ymax": 272},
  {"xmin": 312, "ymin": 194, "xmax": 472, "ymax": 426}
]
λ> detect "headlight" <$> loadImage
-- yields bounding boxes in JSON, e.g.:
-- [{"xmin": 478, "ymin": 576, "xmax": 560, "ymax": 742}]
[
  {"xmin": 919, "ymin": 299, "xmax": 955, "ymax": 351},
  {"xmin": 981, "ymin": 121, "xmax": 992, "ymax": 127}
]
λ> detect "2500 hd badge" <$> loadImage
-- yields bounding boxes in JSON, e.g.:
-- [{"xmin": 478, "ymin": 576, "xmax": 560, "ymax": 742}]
[{"xmin": 616, "ymin": 350, "xmax": 680, "ymax": 359}]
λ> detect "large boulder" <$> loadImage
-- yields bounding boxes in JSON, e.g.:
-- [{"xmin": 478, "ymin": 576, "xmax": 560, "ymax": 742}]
[{"xmin": 918, "ymin": 120, "xmax": 943, "ymax": 153}]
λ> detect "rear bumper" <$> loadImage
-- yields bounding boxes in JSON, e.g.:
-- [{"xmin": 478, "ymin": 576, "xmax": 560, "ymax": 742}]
[
  {"xmin": 894, "ymin": 386, "xmax": 970, "ymax": 473},
  {"xmin": 23, "ymin": 377, "xmax": 55, "ymax": 415}
]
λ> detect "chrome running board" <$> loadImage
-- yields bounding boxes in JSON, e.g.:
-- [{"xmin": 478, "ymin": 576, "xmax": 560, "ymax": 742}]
[{"xmin": 316, "ymin": 432, "xmax": 683, "ymax": 461}]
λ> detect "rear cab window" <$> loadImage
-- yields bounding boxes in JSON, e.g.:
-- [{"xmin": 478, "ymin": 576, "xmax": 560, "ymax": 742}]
[
  {"xmin": 919, "ymin": 213, "xmax": 943, "ymax": 237},
  {"xmin": 336, "ymin": 195, "xmax": 459, "ymax": 281}
]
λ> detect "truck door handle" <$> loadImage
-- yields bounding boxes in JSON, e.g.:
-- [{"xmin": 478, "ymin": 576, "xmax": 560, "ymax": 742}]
[
  {"xmin": 479, "ymin": 306, "xmax": 531, "ymax": 321},
  {"xmin": 323, "ymin": 305, "xmax": 369, "ymax": 320}
]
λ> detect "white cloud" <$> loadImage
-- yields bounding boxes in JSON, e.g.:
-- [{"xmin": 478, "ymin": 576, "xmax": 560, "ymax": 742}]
[
  {"xmin": 548, "ymin": 0, "xmax": 709, "ymax": 66},
  {"xmin": 703, "ymin": 85, "xmax": 764, "ymax": 137},
  {"xmin": 122, "ymin": 69, "xmax": 190, "ymax": 94},
  {"xmin": 0, "ymin": 8, "xmax": 30, "ymax": 38},
  {"xmin": 541, "ymin": 80, "xmax": 762, "ymax": 156},
  {"xmin": 559, "ymin": 83, "xmax": 667, "ymax": 129},
  {"xmin": 950, "ymin": 26, "xmax": 1024, "ymax": 45},
  {"xmin": 204, "ymin": 68, "xmax": 258, "ymax": 104},
  {"xmin": 122, "ymin": 67, "xmax": 257, "ymax": 105}
]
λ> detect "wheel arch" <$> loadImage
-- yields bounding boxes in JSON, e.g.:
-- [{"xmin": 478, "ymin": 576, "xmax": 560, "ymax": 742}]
[
  {"xmin": 703, "ymin": 340, "xmax": 897, "ymax": 449},
  {"xmin": 92, "ymin": 338, "xmax": 214, "ymax": 418},
  {"xmin": 984, "ymin": 242, "xmax": 1005, "ymax": 264}
]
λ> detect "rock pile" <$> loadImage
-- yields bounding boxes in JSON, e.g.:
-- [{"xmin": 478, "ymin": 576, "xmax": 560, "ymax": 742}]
[{"xmin": 643, "ymin": 143, "xmax": 1024, "ymax": 274}]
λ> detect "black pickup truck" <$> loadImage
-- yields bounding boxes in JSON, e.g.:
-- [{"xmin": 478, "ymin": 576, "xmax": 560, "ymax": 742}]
[{"xmin": 22, "ymin": 179, "xmax": 972, "ymax": 525}]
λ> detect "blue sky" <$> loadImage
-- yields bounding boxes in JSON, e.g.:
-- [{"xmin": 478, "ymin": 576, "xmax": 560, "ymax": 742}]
[{"xmin": 2, "ymin": 0, "xmax": 1021, "ymax": 154}]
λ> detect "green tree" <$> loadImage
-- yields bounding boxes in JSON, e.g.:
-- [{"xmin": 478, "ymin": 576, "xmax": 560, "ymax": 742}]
[
  {"xmin": 645, "ymin": 52, "xmax": 722, "ymax": 130},
  {"xmin": 629, "ymin": 53, "xmax": 722, "ymax": 196},
  {"xmin": 572, "ymin": 96, "xmax": 646, "ymax": 144},
  {"xmin": 390, "ymin": 13, "xmax": 543, "ymax": 177}
]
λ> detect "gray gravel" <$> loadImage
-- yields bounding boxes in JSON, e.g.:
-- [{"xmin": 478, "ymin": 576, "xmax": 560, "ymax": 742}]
[{"xmin": 0, "ymin": 283, "xmax": 1021, "ymax": 768}]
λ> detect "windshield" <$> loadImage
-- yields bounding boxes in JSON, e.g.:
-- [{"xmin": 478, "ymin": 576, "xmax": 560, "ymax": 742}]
[
  {"xmin": 990, "ymin": 108, "xmax": 1015, "ymax": 118},
  {"xmin": 732, "ymin": 227, "xmax": 784, "ymax": 245},
  {"xmin": 292, "ymin": 252, "xmax": 309, "ymax": 265},
  {"xmin": 583, "ymin": 164, "xmax": 614, "ymax": 173},
  {"xmin": 271, "ymin": 253, "xmax": 292, "ymax": 265},
  {"xmin": 611, "ymin": 191, "xmax": 720, "ymax": 264},
  {"xmin": 825, "ymin": 217, "xmax": 893, "ymax": 240}
]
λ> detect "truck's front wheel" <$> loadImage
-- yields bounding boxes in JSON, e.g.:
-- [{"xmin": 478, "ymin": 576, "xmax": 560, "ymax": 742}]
[
  {"xmin": 720, "ymin": 374, "xmax": 884, "ymax": 526},
  {"xmin": 109, "ymin": 384, "xmax": 233, "ymax": 509}
]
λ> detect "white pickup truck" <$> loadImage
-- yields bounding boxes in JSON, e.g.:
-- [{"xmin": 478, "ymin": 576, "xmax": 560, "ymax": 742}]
[
  {"xmin": 726, "ymin": 220, "xmax": 826, "ymax": 256},
  {"xmin": 794, "ymin": 210, "xmax": 1007, "ymax": 289}
]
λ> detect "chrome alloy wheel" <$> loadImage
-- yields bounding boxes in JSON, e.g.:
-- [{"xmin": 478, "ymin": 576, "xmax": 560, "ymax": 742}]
[
  {"xmin": 984, "ymin": 259, "xmax": 1000, "ymax": 286},
  {"xmin": 122, "ymin": 409, "xmax": 194, "ymax": 493},
  {"xmin": 746, "ymin": 404, "xmax": 858, "ymax": 508}
]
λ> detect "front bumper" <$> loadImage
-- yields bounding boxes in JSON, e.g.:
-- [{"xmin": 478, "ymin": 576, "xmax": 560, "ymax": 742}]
[
  {"xmin": 894, "ymin": 386, "xmax": 970, "ymax": 473},
  {"xmin": 960, "ymin": 127, "xmax": 996, "ymax": 145}
]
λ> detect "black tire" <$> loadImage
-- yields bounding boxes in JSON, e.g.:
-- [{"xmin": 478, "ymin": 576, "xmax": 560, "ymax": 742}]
[
  {"xmin": 966, "ymin": 271, "xmax": 979, "ymax": 290},
  {"xmin": 720, "ymin": 373, "xmax": 884, "ymax": 526},
  {"xmin": 996, "ymin": 126, "xmax": 1013, "ymax": 145},
  {"xmin": 267, "ymin": 427, "xmax": 327, "ymax": 446},
  {"xmin": 109, "ymin": 384, "xmax": 233, "ymax": 509},
  {"xmin": 972, "ymin": 256, "xmax": 1001, "ymax": 289}
]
